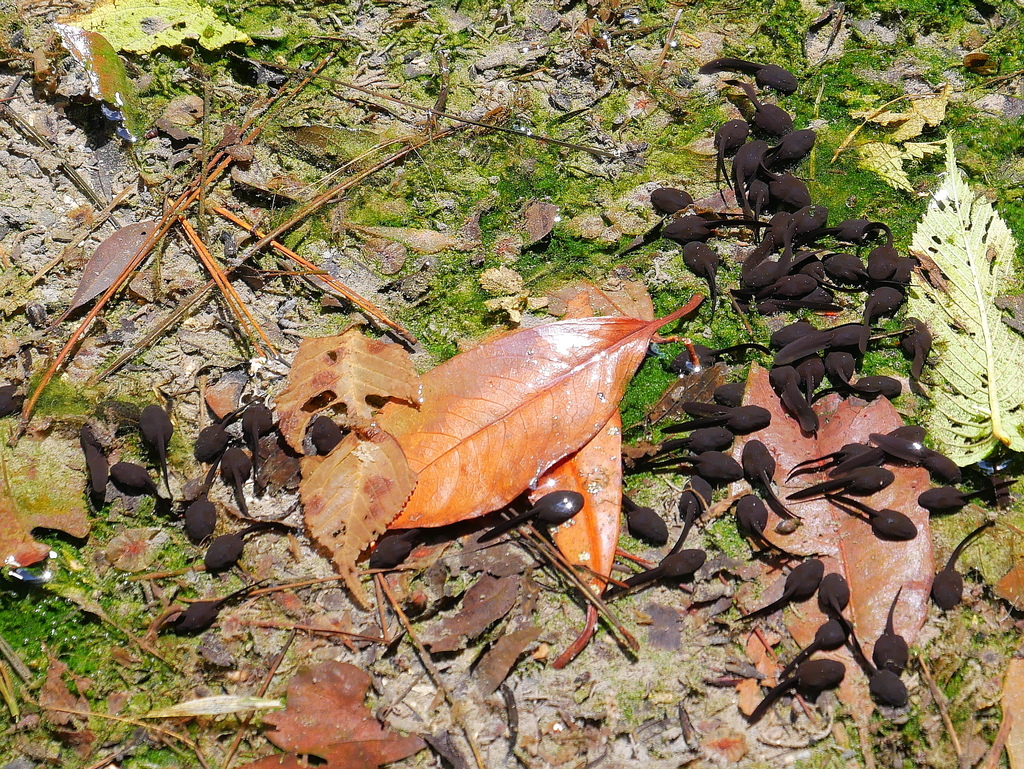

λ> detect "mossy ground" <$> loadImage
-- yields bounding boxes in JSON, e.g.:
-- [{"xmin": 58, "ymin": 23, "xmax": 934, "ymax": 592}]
[{"xmin": 1, "ymin": 0, "xmax": 1023, "ymax": 765}]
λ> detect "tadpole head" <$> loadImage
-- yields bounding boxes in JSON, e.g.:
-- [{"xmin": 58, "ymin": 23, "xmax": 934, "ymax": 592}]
[
  {"xmin": 932, "ymin": 569, "xmax": 965, "ymax": 610},
  {"xmin": 869, "ymin": 669, "xmax": 908, "ymax": 708},
  {"xmin": 532, "ymin": 490, "xmax": 586, "ymax": 524}
]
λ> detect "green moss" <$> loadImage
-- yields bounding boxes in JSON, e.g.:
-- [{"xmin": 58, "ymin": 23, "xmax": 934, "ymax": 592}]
[{"xmin": 27, "ymin": 375, "xmax": 91, "ymax": 418}]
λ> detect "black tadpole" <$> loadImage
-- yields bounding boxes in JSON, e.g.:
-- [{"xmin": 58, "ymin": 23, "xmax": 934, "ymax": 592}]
[
  {"xmin": 650, "ymin": 187, "xmax": 694, "ymax": 215},
  {"xmin": 787, "ymin": 442, "xmax": 879, "ymax": 480},
  {"xmin": 242, "ymin": 403, "xmax": 275, "ymax": 491},
  {"xmin": 713, "ymin": 382, "xmax": 746, "ymax": 408},
  {"xmin": 743, "ymin": 558, "xmax": 825, "ymax": 620},
  {"xmin": 221, "ymin": 447, "xmax": 253, "ymax": 517},
  {"xmin": 826, "ymin": 494, "xmax": 918, "ymax": 541},
  {"xmin": 80, "ymin": 425, "xmax": 108, "ymax": 499},
  {"xmin": 787, "ymin": 466, "xmax": 895, "ymax": 501},
  {"xmin": 769, "ymin": 365, "xmax": 818, "ymax": 434},
  {"xmin": 916, "ymin": 483, "xmax": 1012, "ymax": 514},
  {"xmin": 900, "ymin": 318, "xmax": 932, "ymax": 380},
  {"xmin": 0, "ymin": 385, "xmax": 22, "ymax": 418},
  {"xmin": 712, "ymin": 120, "xmax": 750, "ymax": 188},
  {"xmin": 169, "ymin": 580, "xmax": 267, "ymax": 634},
  {"xmin": 682, "ymin": 242, "xmax": 720, "ymax": 319},
  {"xmin": 676, "ymin": 451, "xmax": 744, "ymax": 484},
  {"xmin": 818, "ymin": 573, "xmax": 850, "ymax": 618},
  {"xmin": 666, "ymin": 404, "xmax": 772, "ymax": 435},
  {"xmin": 727, "ymin": 80, "xmax": 794, "ymax": 137},
  {"xmin": 747, "ymin": 659, "xmax": 845, "ymax": 724},
  {"xmin": 110, "ymin": 461, "xmax": 159, "ymax": 497},
  {"xmin": 742, "ymin": 440, "xmax": 797, "ymax": 519},
  {"xmin": 194, "ymin": 423, "xmax": 231, "ymax": 464},
  {"xmin": 204, "ymin": 522, "xmax": 290, "ymax": 572},
  {"xmin": 309, "ymin": 415, "xmax": 344, "ymax": 455},
  {"xmin": 669, "ymin": 477, "xmax": 714, "ymax": 556},
  {"xmin": 140, "ymin": 404, "xmax": 173, "ymax": 493},
  {"xmin": 735, "ymin": 494, "xmax": 791, "ymax": 554},
  {"xmin": 602, "ymin": 549, "xmax": 706, "ymax": 600},
  {"xmin": 184, "ymin": 497, "xmax": 218, "ymax": 542},
  {"xmin": 699, "ymin": 57, "xmax": 798, "ymax": 93},
  {"xmin": 622, "ymin": 495, "xmax": 669, "ymax": 546},
  {"xmin": 764, "ymin": 129, "xmax": 816, "ymax": 168},
  {"xmin": 478, "ymin": 490, "xmax": 586, "ymax": 543},
  {"xmin": 932, "ymin": 520, "xmax": 995, "ymax": 610},
  {"xmin": 872, "ymin": 587, "xmax": 908, "ymax": 674},
  {"xmin": 777, "ymin": 619, "xmax": 849, "ymax": 681},
  {"xmin": 368, "ymin": 529, "xmax": 422, "ymax": 569}
]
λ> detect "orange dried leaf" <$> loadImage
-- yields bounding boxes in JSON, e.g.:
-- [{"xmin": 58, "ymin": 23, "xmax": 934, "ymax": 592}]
[
  {"xmin": 243, "ymin": 660, "xmax": 424, "ymax": 769},
  {"xmin": 535, "ymin": 412, "xmax": 622, "ymax": 595},
  {"xmin": 300, "ymin": 429, "xmax": 416, "ymax": 608},
  {"xmin": 732, "ymin": 365, "xmax": 933, "ymax": 722},
  {"xmin": 380, "ymin": 297, "xmax": 701, "ymax": 529},
  {"xmin": 1002, "ymin": 658, "xmax": 1024, "ymax": 769},
  {"xmin": 276, "ymin": 328, "xmax": 419, "ymax": 452}
]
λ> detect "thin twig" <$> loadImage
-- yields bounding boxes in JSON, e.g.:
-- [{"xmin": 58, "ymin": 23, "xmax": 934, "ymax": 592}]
[
  {"xmin": 178, "ymin": 217, "xmax": 277, "ymax": 356},
  {"xmin": 980, "ymin": 710, "xmax": 1011, "ymax": 769},
  {"xmin": 222, "ymin": 630, "xmax": 296, "ymax": 769},
  {"xmin": 16, "ymin": 56, "xmax": 335, "ymax": 436},
  {"xmin": 918, "ymin": 653, "xmax": 964, "ymax": 764},
  {"xmin": 89, "ymin": 130, "xmax": 448, "ymax": 384},
  {"xmin": 378, "ymin": 575, "xmax": 487, "ymax": 769},
  {"xmin": 229, "ymin": 54, "xmax": 617, "ymax": 158},
  {"xmin": 211, "ymin": 205, "xmax": 412, "ymax": 343},
  {"xmin": 517, "ymin": 525, "xmax": 639, "ymax": 654},
  {"xmin": 245, "ymin": 620, "xmax": 386, "ymax": 644},
  {"xmin": 36, "ymin": 704, "xmax": 210, "ymax": 768}
]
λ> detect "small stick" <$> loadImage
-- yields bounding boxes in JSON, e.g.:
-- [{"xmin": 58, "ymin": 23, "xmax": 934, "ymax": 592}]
[
  {"xmin": 245, "ymin": 620, "xmax": 386, "ymax": 644},
  {"xmin": 178, "ymin": 217, "xmax": 277, "ymax": 355},
  {"xmin": 378, "ymin": 575, "xmax": 488, "ymax": 769},
  {"xmin": 518, "ymin": 524, "xmax": 639, "ymax": 653},
  {"xmin": 651, "ymin": 8, "xmax": 683, "ymax": 79},
  {"xmin": 222, "ymin": 630, "xmax": 296, "ymax": 769},
  {"xmin": 918, "ymin": 654, "xmax": 963, "ymax": 764},
  {"xmin": 34, "ymin": 704, "xmax": 210, "ymax": 768},
  {"xmin": 980, "ymin": 710, "xmax": 1012, "ymax": 769},
  {"xmin": 374, "ymin": 573, "xmax": 392, "ymax": 645}
]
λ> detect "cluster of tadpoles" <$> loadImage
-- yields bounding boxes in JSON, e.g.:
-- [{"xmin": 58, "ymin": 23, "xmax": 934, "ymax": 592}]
[
  {"xmin": 608, "ymin": 55, "xmax": 1014, "ymax": 723},
  {"xmin": 76, "ymin": 398, "xmax": 297, "ymax": 633}
]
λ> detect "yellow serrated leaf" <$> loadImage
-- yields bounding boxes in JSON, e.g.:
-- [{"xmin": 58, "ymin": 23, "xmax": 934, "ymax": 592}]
[
  {"xmin": 857, "ymin": 142, "xmax": 913, "ymax": 192},
  {"xmin": 66, "ymin": 0, "xmax": 250, "ymax": 55},
  {"xmin": 906, "ymin": 136, "xmax": 1024, "ymax": 465},
  {"xmin": 901, "ymin": 140, "xmax": 945, "ymax": 160}
]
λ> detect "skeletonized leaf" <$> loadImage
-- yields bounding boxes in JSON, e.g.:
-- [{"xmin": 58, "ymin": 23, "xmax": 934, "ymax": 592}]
[
  {"xmin": 850, "ymin": 86, "xmax": 949, "ymax": 142},
  {"xmin": 300, "ymin": 429, "xmax": 416, "ymax": 608},
  {"xmin": 69, "ymin": 221, "xmax": 158, "ymax": 313},
  {"xmin": 907, "ymin": 137, "xmax": 1024, "ymax": 464},
  {"xmin": 378, "ymin": 298, "xmax": 700, "ymax": 528},
  {"xmin": 143, "ymin": 696, "xmax": 282, "ymax": 718},
  {"xmin": 276, "ymin": 328, "xmax": 419, "ymax": 452},
  {"xmin": 731, "ymin": 365, "xmax": 933, "ymax": 723}
]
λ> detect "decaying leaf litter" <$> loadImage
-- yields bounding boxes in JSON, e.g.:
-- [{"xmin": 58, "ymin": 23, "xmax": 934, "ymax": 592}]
[{"xmin": 2, "ymin": 0, "xmax": 1024, "ymax": 765}]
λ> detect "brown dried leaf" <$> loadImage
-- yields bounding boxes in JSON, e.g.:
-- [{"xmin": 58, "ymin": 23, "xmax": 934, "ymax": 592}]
[
  {"xmin": 1002, "ymin": 658, "xmax": 1024, "ymax": 769},
  {"xmin": 379, "ymin": 299, "xmax": 701, "ymax": 528},
  {"xmin": 477, "ymin": 626, "xmax": 543, "ymax": 695},
  {"xmin": 736, "ymin": 678, "xmax": 762, "ymax": 717},
  {"xmin": 276, "ymin": 328, "xmax": 419, "ymax": 452},
  {"xmin": 69, "ymin": 221, "xmax": 158, "ymax": 313},
  {"xmin": 348, "ymin": 224, "xmax": 477, "ymax": 254},
  {"xmin": 300, "ymin": 429, "xmax": 417, "ymax": 608},
  {"xmin": 546, "ymin": 279, "xmax": 655, "ymax": 321},
  {"xmin": 247, "ymin": 661, "xmax": 424, "ymax": 769},
  {"xmin": 995, "ymin": 562, "xmax": 1024, "ymax": 610},
  {"xmin": 40, "ymin": 657, "xmax": 89, "ymax": 727},
  {"xmin": 422, "ymin": 573, "xmax": 520, "ymax": 652},
  {"xmin": 648, "ymin": 364, "xmax": 727, "ymax": 423},
  {"xmin": 522, "ymin": 201, "xmax": 559, "ymax": 244},
  {"xmin": 732, "ymin": 365, "xmax": 933, "ymax": 722}
]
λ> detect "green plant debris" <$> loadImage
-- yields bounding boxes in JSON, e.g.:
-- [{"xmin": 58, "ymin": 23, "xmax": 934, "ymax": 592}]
[
  {"xmin": 906, "ymin": 137, "xmax": 1024, "ymax": 464},
  {"xmin": 66, "ymin": 0, "xmax": 250, "ymax": 54}
]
